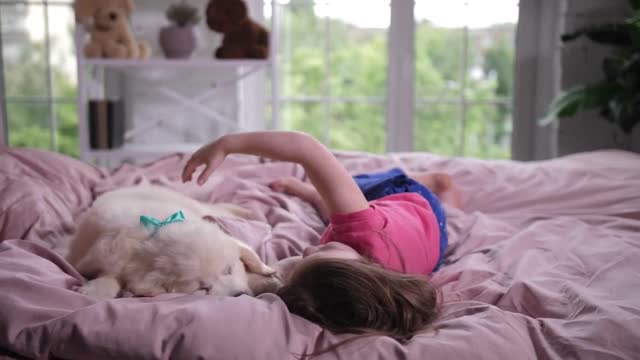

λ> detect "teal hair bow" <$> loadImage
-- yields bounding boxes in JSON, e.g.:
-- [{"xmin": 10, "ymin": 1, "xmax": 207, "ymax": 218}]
[{"xmin": 140, "ymin": 210, "xmax": 186, "ymax": 236}]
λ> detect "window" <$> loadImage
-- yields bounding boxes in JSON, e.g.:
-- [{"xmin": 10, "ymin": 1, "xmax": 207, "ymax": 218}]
[
  {"xmin": 0, "ymin": 0, "xmax": 78, "ymax": 157},
  {"xmin": 273, "ymin": 0, "xmax": 389, "ymax": 153},
  {"xmin": 273, "ymin": 0, "xmax": 518, "ymax": 157},
  {"xmin": 1, "ymin": 0, "xmax": 519, "ymax": 159},
  {"xmin": 414, "ymin": 0, "xmax": 518, "ymax": 158}
]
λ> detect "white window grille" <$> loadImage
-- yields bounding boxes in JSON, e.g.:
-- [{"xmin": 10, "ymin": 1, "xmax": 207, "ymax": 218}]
[
  {"xmin": 1, "ymin": 0, "xmax": 520, "ymax": 159},
  {"xmin": 272, "ymin": 0, "xmax": 519, "ymax": 157},
  {"xmin": 0, "ymin": 0, "xmax": 77, "ymax": 155}
]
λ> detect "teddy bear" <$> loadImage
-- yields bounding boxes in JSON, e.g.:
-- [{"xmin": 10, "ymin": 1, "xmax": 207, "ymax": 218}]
[
  {"xmin": 206, "ymin": 0, "xmax": 269, "ymax": 59},
  {"xmin": 74, "ymin": 0, "xmax": 151, "ymax": 59}
]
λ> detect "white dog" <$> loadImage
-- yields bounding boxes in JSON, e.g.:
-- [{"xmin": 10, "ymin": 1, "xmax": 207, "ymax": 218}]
[{"xmin": 67, "ymin": 185, "xmax": 280, "ymax": 299}]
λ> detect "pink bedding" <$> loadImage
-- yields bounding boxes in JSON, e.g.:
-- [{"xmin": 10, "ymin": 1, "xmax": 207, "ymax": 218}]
[{"xmin": 1, "ymin": 146, "xmax": 639, "ymax": 359}]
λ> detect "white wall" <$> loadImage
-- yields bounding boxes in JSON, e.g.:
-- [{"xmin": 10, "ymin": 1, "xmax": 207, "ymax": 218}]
[{"xmin": 558, "ymin": 0, "xmax": 633, "ymax": 155}]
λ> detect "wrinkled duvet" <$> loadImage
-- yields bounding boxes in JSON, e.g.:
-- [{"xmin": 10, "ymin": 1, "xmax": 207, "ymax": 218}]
[{"xmin": 1, "ymin": 147, "xmax": 639, "ymax": 360}]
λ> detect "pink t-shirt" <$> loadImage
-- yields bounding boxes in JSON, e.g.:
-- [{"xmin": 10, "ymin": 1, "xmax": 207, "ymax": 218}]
[{"xmin": 319, "ymin": 193, "xmax": 441, "ymax": 275}]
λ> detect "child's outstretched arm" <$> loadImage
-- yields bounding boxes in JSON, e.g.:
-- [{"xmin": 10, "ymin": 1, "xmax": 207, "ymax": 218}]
[{"xmin": 182, "ymin": 131, "xmax": 369, "ymax": 216}]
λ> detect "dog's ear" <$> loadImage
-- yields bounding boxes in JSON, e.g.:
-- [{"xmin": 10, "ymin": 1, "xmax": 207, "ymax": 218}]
[{"xmin": 237, "ymin": 241, "xmax": 275, "ymax": 276}]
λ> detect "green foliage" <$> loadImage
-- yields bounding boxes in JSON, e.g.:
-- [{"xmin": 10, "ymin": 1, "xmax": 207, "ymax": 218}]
[
  {"xmin": 561, "ymin": 23, "xmax": 635, "ymax": 47},
  {"xmin": 6, "ymin": 41, "xmax": 78, "ymax": 157},
  {"xmin": 5, "ymin": 5, "xmax": 514, "ymax": 159},
  {"xmin": 415, "ymin": 23, "xmax": 464, "ymax": 95},
  {"xmin": 540, "ymin": 83, "xmax": 621, "ymax": 126},
  {"xmin": 544, "ymin": 6, "xmax": 640, "ymax": 134},
  {"xmin": 484, "ymin": 42, "xmax": 514, "ymax": 98},
  {"xmin": 166, "ymin": 1, "xmax": 201, "ymax": 27},
  {"xmin": 280, "ymin": 7, "xmax": 514, "ymax": 158}
]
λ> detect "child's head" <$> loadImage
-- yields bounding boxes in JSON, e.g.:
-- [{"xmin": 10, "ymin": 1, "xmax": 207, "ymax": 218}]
[{"xmin": 276, "ymin": 255, "xmax": 440, "ymax": 341}]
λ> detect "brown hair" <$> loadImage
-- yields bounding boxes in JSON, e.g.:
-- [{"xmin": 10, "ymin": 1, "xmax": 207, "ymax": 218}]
[{"xmin": 276, "ymin": 257, "xmax": 440, "ymax": 356}]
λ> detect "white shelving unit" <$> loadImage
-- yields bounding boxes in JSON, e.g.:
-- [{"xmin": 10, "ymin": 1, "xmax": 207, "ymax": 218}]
[
  {"xmin": 81, "ymin": 58, "xmax": 271, "ymax": 69},
  {"xmin": 75, "ymin": 1, "xmax": 280, "ymax": 166}
]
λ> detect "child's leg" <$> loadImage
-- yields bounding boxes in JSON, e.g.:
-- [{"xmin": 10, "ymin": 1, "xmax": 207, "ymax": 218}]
[
  {"xmin": 270, "ymin": 178, "xmax": 330, "ymax": 221},
  {"xmin": 407, "ymin": 172, "xmax": 463, "ymax": 209}
]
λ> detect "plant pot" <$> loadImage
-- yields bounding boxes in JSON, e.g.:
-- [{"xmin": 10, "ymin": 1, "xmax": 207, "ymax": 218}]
[{"xmin": 159, "ymin": 25, "xmax": 196, "ymax": 59}]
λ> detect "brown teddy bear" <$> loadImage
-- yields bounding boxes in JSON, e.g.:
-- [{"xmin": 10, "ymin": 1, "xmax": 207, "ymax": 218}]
[
  {"xmin": 206, "ymin": 0, "xmax": 269, "ymax": 59},
  {"xmin": 74, "ymin": 0, "xmax": 151, "ymax": 59}
]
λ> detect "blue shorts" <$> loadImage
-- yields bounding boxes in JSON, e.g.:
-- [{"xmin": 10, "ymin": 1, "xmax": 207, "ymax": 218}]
[{"xmin": 353, "ymin": 168, "xmax": 448, "ymax": 271}]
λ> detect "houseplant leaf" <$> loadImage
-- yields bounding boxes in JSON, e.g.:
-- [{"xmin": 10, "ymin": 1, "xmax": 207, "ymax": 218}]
[
  {"xmin": 547, "ymin": 6, "xmax": 640, "ymax": 136},
  {"xmin": 166, "ymin": 2, "xmax": 201, "ymax": 27},
  {"xmin": 562, "ymin": 23, "xmax": 633, "ymax": 47},
  {"xmin": 539, "ymin": 83, "xmax": 621, "ymax": 126},
  {"xmin": 606, "ymin": 94, "xmax": 640, "ymax": 133},
  {"xmin": 620, "ymin": 52, "xmax": 640, "ymax": 74},
  {"xmin": 617, "ymin": 53, "xmax": 640, "ymax": 90},
  {"xmin": 603, "ymin": 56, "xmax": 624, "ymax": 81},
  {"xmin": 626, "ymin": 11, "xmax": 640, "ymax": 47}
]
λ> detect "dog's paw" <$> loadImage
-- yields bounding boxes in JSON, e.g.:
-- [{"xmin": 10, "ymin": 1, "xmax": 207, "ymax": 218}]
[
  {"xmin": 127, "ymin": 283, "xmax": 169, "ymax": 297},
  {"xmin": 77, "ymin": 277, "xmax": 121, "ymax": 299},
  {"xmin": 118, "ymin": 289, "xmax": 137, "ymax": 298},
  {"xmin": 78, "ymin": 284, "xmax": 116, "ymax": 299}
]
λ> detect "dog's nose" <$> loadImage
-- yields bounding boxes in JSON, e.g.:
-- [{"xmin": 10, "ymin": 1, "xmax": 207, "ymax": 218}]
[{"xmin": 109, "ymin": 12, "xmax": 118, "ymax": 21}]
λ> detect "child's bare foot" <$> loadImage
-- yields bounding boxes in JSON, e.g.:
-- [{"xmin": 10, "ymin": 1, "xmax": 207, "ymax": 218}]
[
  {"xmin": 270, "ymin": 178, "xmax": 329, "ymax": 220},
  {"xmin": 409, "ymin": 172, "xmax": 463, "ymax": 209}
]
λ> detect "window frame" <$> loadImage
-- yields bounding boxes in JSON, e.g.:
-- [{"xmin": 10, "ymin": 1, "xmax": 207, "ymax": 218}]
[
  {"xmin": 0, "ymin": 0, "xmax": 75, "ymax": 152},
  {"xmin": 386, "ymin": 0, "xmax": 414, "ymax": 152},
  {"xmin": 272, "ymin": 0, "xmax": 389, "ymax": 150},
  {"xmin": 275, "ymin": 0, "xmax": 520, "ymax": 155},
  {"xmin": 2, "ymin": 0, "xmax": 529, "ymax": 158},
  {"xmin": 406, "ymin": 1, "xmax": 517, "ymax": 156},
  {"xmin": 0, "ymin": 12, "xmax": 6, "ymax": 146}
]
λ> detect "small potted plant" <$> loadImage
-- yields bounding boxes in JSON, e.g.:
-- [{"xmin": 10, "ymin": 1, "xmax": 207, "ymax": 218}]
[{"xmin": 159, "ymin": 1, "xmax": 202, "ymax": 59}]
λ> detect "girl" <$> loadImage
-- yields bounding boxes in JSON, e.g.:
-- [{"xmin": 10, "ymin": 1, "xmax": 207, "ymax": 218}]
[{"xmin": 182, "ymin": 131, "xmax": 461, "ymax": 341}]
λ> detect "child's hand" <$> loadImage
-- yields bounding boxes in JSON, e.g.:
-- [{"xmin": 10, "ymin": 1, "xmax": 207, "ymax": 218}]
[{"xmin": 182, "ymin": 139, "xmax": 228, "ymax": 185}]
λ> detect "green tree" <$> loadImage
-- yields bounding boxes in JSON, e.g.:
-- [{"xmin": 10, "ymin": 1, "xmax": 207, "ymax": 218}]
[
  {"xmin": 415, "ymin": 21, "xmax": 465, "ymax": 96},
  {"xmin": 482, "ymin": 39, "xmax": 514, "ymax": 155},
  {"xmin": 280, "ymin": 8, "xmax": 515, "ymax": 158},
  {"xmin": 5, "ymin": 41, "xmax": 78, "ymax": 157},
  {"xmin": 4, "ymin": 4, "xmax": 515, "ymax": 160},
  {"xmin": 484, "ymin": 42, "xmax": 514, "ymax": 98}
]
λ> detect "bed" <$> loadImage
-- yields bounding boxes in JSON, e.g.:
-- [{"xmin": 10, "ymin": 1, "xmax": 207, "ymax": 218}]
[{"xmin": 1, "ymin": 146, "xmax": 639, "ymax": 359}]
